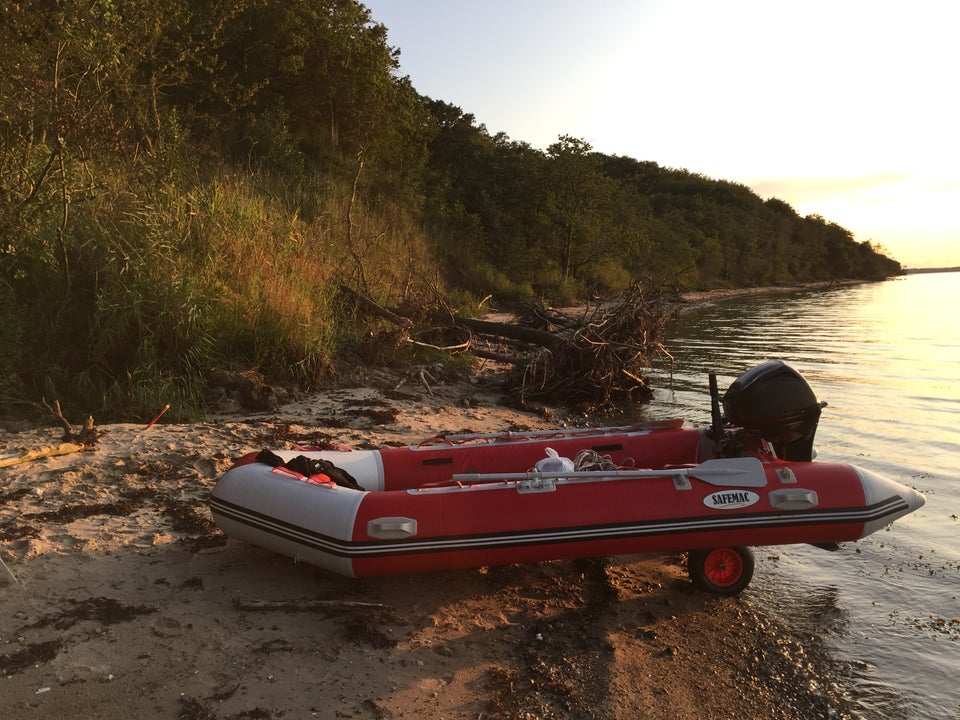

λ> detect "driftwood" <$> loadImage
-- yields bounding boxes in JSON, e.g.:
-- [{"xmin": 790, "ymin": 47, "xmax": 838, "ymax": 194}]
[
  {"xmin": 233, "ymin": 596, "xmax": 395, "ymax": 615},
  {"xmin": 40, "ymin": 398, "xmax": 98, "ymax": 445},
  {"xmin": 0, "ymin": 400, "xmax": 98, "ymax": 468},
  {"xmin": 338, "ymin": 282, "xmax": 413, "ymax": 329},
  {"xmin": 504, "ymin": 284, "xmax": 679, "ymax": 407},
  {"xmin": 445, "ymin": 315, "xmax": 560, "ymax": 348},
  {"xmin": 343, "ymin": 282, "xmax": 680, "ymax": 409},
  {"xmin": 233, "ymin": 596, "xmax": 405, "ymax": 625},
  {"xmin": 0, "ymin": 442, "xmax": 88, "ymax": 469},
  {"xmin": 393, "ymin": 366, "xmax": 439, "ymax": 396}
]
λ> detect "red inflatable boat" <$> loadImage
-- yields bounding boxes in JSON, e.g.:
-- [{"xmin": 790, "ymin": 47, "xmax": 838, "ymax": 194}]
[{"xmin": 209, "ymin": 361, "xmax": 924, "ymax": 594}]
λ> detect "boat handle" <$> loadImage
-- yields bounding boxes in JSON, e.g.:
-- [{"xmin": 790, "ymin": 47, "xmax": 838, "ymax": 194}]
[
  {"xmin": 367, "ymin": 517, "xmax": 418, "ymax": 539},
  {"xmin": 768, "ymin": 488, "xmax": 819, "ymax": 510}
]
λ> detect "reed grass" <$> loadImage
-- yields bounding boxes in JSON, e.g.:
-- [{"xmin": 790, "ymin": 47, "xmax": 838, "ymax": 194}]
[{"xmin": 1, "ymin": 160, "xmax": 443, "ymax": 422}]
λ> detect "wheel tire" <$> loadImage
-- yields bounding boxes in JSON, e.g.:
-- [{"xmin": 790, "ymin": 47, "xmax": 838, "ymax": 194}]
[{"xmin": 688, "ymin": 546, "xmax": 754, "ymax": 596}]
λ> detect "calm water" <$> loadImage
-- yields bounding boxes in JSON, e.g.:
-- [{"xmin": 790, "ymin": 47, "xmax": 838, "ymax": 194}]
[{"xmin": 643, "ymin": 272, "xmax": 960, "ymax": 720}]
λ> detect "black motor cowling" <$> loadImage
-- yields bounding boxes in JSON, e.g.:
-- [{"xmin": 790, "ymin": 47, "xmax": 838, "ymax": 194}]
[{"xmin": 721, "ymin": 360, "xmax": 825, "ymax": 461}]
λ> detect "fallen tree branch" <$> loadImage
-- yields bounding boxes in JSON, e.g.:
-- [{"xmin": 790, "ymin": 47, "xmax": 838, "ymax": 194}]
[
  {"xmin": 442, "ymin": 314, "xmax": 562, "ymax": 348},
  {"xmin": 41, "ymin": 397, "xmax": 74, "ymax": 437},
  {"xmin": 233, "ymin": 596, "xmax": 394, "ymax": 613},
  {"xmin": 0, "ymin": 442, "xmax": 87, "ymax": 468},
  {"xmin": 1, "ymin": 399, "xmax": 99, "ymax": 468},
  {"xmin": 339, "ymin": 281, "xmax": 680, "ymax": 408},
  {"xmin": 471, "ymin": 348, "xmax": 521, "ymax": 364},
  {"xmin": 419, "ymin": 367, "xmax": 436, "ymax": 396},
  {"xmin": 338, "ymin": 282, "xmax": 413, "ymax": 329},
  {"xmin": 405, "ymin": 337, "xmax": 471, "ymax": 353},
  {"xmin": 40, "ymin": 398, "xmax": 97, "ymax": 445}
]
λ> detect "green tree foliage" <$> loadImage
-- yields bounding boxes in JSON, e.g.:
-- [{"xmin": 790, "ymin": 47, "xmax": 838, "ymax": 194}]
[
  {"xmin": 597, "ymin": 156, "xmax": 900, "ymax": 287},
  {"xmin": 0, "ymin": 0, "xmax": 902, "ymax": 419},
  {"xmin": 0, "ymin": 0, "xmax": 433, "ymax": 419},
  {"xmin": 543, "ymin": 136, "xmax": 619, "ymax": 283},
  {"xmin": 421, "ymin": 100, "xmax": 549, "ymax": 298}
]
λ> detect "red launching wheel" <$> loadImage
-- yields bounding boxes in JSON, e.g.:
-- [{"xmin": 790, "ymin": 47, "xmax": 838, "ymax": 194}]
[{"xmin": 688, "ymin": 546, "xmax": 754, "ymax": 596}]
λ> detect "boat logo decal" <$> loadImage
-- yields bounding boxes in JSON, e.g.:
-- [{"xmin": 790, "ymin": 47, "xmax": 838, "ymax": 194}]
[{"xmin": 703, "ymin": 490, "xmax": 760, "ymax": 510}]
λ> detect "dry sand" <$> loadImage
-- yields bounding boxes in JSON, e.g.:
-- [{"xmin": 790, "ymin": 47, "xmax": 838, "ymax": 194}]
[{"xmin": 1, "ymin": 364, "xmax": 852, "ymax": 719}]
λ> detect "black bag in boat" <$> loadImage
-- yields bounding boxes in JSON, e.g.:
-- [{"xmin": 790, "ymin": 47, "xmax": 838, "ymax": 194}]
[{"xmin": 255, "ymin": 450, "xmax": 362, "ymax": 490}]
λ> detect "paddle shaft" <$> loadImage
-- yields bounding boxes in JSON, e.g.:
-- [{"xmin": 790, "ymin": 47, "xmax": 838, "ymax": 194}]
[
  {"xmin": 451, "ymin": 457, "xmax": 768, "ymax": 487},
  {"xmin": 429, "ymin": 420, "xmax": 682, "ymax": 444}
]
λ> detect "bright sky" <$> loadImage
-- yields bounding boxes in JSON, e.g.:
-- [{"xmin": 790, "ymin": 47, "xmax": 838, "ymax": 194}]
[{"xmin": 363, "ymin": 0, "xmax": 959, "ymax": 269}]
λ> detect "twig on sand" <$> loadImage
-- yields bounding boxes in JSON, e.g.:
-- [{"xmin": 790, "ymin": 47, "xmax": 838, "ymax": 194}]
[
  {"xmin": 0, "ymin": 555, "xmax": 18, "ymax": 584},
  {"xmin": 233, "ymin": 596, "xmax": 395, "ymax": 615},
  {"xmin": 419, "ymin": 367, "xmax": 436, "ymax": 396},
  {"xmin": 393, "ymin": 365, "xmax": 438, "ymax": 396},
  {"xmin": 233, "ymin": 596, "xmax": 406, "ymax": 626}
]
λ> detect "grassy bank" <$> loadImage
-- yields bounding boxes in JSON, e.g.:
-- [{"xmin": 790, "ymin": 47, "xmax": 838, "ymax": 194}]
[{"xmin": 2, "ymin": 166, "xmax": 440, "ymax": 423}]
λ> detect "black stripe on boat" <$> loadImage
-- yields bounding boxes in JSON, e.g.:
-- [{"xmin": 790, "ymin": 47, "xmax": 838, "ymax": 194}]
[{"xmin": 208, "ymin": 494, "xmax": 910, "ymax": 560}]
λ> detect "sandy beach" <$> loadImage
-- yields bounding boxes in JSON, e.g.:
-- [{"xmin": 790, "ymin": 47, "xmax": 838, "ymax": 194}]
[{"xmin": 1, "ymin": 362, "xmax": 852, "ymax": 719}]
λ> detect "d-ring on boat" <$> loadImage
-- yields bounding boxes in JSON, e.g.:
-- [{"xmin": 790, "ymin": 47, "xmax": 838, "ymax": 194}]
[{"xmin": 209, "ymin": 360, "xmax": 924, "ymax": 594}]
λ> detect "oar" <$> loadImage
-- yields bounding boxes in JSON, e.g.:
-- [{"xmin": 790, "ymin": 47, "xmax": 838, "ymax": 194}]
[
  {"xmin": 427, "ymin": 420, "xmax": 684, "ymax": 444},
  {"xmin": 450, "ymin": 457, "xmax": 768, "ymax": 488}
]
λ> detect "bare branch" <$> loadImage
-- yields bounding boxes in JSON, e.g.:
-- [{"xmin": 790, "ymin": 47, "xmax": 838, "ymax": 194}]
[{"xmin": 39, "ymin": 398, "xmax": 97, "ymax": 445}]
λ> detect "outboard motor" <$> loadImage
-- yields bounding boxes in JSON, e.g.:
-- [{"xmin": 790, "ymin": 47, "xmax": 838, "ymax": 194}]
[{"xmin": 721, "ymin": 360, "xmax": 826, "ymax": 461}]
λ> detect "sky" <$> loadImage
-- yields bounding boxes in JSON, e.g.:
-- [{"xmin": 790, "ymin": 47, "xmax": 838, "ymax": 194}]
[{"xmin": 362, "ymin": 0, "xmax": 959, "ymax": 269}]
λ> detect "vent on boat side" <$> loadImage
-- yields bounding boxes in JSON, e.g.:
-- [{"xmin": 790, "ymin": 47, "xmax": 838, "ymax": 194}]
[{"xmin": 722, "ymin": 360, "xmax": 825, "ymax": 462}]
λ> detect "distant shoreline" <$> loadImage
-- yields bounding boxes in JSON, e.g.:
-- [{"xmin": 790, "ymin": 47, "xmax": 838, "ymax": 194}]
[
  {"xmin": 679, "ymin": 278, "xmax": 869, "ymax": 306},
  {"xmin": 904, "ymin": 266, "xmax": 960, "ymax": 274}
]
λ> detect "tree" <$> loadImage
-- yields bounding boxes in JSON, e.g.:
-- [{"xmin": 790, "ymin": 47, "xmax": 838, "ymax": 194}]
[{"xmin": 543, "ymin": 136, "xmax": 621, "ymax": 282}]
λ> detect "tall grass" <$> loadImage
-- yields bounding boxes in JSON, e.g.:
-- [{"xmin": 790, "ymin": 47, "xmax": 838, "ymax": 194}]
[
  {"xmin": 200, "ymin": 174, "xmax": 339, "ymax": 385},
  {"xmin": 1, "ymin": 160, "xmax": 442, "ymax": 422}
]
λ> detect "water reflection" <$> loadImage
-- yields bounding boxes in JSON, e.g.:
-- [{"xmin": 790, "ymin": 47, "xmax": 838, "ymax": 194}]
[
  {"xmin": 642, "ymin": 274, "xmax": 960, "ymax": 720},
  {"xmin": 750, "ymin": 556, "xmax": 927, "ymax": 720}
]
